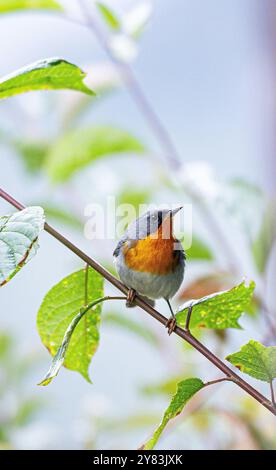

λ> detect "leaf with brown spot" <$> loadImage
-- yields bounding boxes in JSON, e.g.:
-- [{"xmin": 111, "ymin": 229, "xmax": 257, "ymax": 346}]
[
  {"xmin": 226, "ymin": 341, "xmax": 276, "ymax": 383},
  {"xmin": 0, "ymin": 206, "xmax": 44, "ymax": 287},
  {"xmin": 176, "ymin": 281, "xmax": 255, "ymax": 330}
]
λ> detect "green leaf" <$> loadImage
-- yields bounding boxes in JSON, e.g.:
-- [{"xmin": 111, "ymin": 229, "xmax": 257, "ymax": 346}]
[
  {"xmin": 0, "ymin": 58, "xmax": 95, "ymax": 100},
  {"xmin": 97, "ymin": 2, "xmax": 121, "ymax": 31},
  {"xmin": 37, "ymin": 267, "xmax": 104, "ymax": 383},
  {"xmin": 104, "ymin": 312, "xmax": 159, "ymax": 346},
  {"xmin": 252, "ymin": 202, "xmax": 276, "ymax": 273},
  {"xmin": 142, "ymin": 378, "xmax": 204, "ymax": 450},
  {"xmin": 15, "ymin": 140, "xmax": 49, "ymax": 173},
  {"xmin": 176, "ymin": 281, "xmax": 255, "ymax": 330},
  {"xmin": 0, "ymin": 333, "xmax": 12, "ymax": 359},
  {"xmin": 45, "ymin": 126, "xmax": 145, "ymax": 182},
  {"xmin": 184, "ymin": 235, "xmax": 213, "ymax": 261},
  {"xmin": 14, "ymin": 397, "xmax": 42, "ymax": 426},
  {"xmin": 0, "ymin": 0, "xmax": 62, "ymax": 13},
  {"xmin": 0, "ymin": 206, "xmax": 45, "ymax": 287},
  {"xmin": 39, "ymin": 299, "xmax": 106, "ymax": 386},
  {"xmin": 226, "ymin": 340, "xmax": 276, "ymax": 383}
]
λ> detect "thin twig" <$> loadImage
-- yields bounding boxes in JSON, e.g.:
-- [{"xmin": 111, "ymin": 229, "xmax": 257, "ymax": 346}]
[
  {"xmin": 77, "ymin": 0, "xmax": 181, "ymax": 171},
  {"xmin": 269, "ymin": 380, "xmax": 276, "ymax": 408},
  {"xmin": 39, "ymin": 295, "xmax": 127, "ymax": 385},
  {"xmin": 1, "ymin": 188, "xmax": 276, "ymax": 417},
  {"xmin": 84, "ymin": 263, "xmax": 89, "ymax": 306},
  {"xmin": 185, "ymin": 305, "xmax": 193, "ymax": 331},
  {"xmin": 204, "ymin": 377, "xmax": 237, "ymax": 388}
]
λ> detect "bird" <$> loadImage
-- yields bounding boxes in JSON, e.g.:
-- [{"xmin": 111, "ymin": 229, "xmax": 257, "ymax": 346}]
[{"xmin": 113, "ymin": 207, "xmax": 186, "ymax": 335}]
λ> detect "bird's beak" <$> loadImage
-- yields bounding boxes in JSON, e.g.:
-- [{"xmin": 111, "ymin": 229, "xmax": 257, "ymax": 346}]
[{"xmin": 170, "ymin": 206, "xmax": 183, "ymax": 217}]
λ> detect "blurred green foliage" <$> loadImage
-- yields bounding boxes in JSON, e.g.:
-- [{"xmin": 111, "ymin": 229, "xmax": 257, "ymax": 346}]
[
  {"xmin": 0, "ymin": 58, "xmax": 94, "ymax": 100},
  {"xmin": 46, "ymin": 126, "xmax": 145, "ymax": 183},
  {"xmin": 0, "ymin": 332, "xmax": 44, "ymax": 449},
  {"xmin": 0, "ymin": 0, "xmax": 62, "ymax": 13}
]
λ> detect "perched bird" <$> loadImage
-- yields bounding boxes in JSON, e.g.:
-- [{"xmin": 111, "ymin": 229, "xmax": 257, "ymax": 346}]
[{"xmin": 113, "ymin": 208, "xmax": 185, "ymax": 334}]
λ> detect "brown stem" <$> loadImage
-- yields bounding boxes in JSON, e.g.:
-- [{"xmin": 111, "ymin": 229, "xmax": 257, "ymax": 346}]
[
  {"xmin": 84, "ymin": 263, "xmax": 89, "ymax": 306},
  {"xmin": 1, "ymin": 187, "xmax": 276, "ymax": 417},
  {"xmin": 204, "ymin": 377, "xmax": 237, "ymax": 388},
  {"xmin": 78, "ymin": 0, "xmax": 181, "ymax": 171},
  {"xmin": 185, "ymin": 305, "xmax": 193, "ymax": 331},
  {"xmin": 269, "ymin": 380, "xmax": 276, "ymax": 408}
]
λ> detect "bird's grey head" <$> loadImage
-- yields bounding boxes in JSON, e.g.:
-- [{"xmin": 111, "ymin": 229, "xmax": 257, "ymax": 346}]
[{"xmin": 127, "ymin": 207, "xmax": 182, "ymax": 240}]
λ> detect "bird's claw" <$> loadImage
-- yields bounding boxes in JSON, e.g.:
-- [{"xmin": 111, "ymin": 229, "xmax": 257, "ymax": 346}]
[
  {"xmin": 166, "ymin": 316, "xmax": 176, "ymax": 336},
  {"xmin": 126, "ymin": 288, "xmax": 137, "ymax": 307}
]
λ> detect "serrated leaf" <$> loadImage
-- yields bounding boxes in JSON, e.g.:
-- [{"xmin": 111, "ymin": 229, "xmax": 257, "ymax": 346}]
[
  {"xmin": 252, "ymin": 201, "xmax": 276, "ymax": 273},
  {"xmin": 0, "ymin": 0, "xmax": 62, "ymax": 13},
  {"xmin": 176, "ymin": 281, "xmax": 255, "ymax": 330},
  {"xmin": 45, "ymin": 126, "xmax": 145, "ymax": 182},
  {"xmin": 39, "ymin": 300, "xmax": 105, "ymax": 386},
  {"xmin": 142, "ymin": 378, "xmax": 204, "ymax": 450},
  {"xmin": 0, "ymin": 206, "xmax": 45, "ymax": 287},
  {"xmin": 226, "ymin": 340, "xmax": 276, "ymax": 383},
  {"xmin": 97, "ymin": 2, "xmax": 121, "ymax": 31},
  {"xmin": 184, "ymin": 235, "xmax": 213, "ymax": 261},
  {"xmin": 0, "ymin": 58, "xmax": 95, "ymax": 100},
  {"xmin": 37, "ymin": 268, "xmax": 104, "ymax": 382}
]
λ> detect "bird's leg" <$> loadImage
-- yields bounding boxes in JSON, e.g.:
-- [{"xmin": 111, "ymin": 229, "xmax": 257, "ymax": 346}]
[
  {"xmin": 165, "ymin": 299, "xmax": 177, "ymax": 335},
  {"xmin": 185, "ymin": 305, "xmax": 193, "ymax": 332},
  {"xmin": 126, "ymin": 288, "xmax": 137, "ymax": 307}
]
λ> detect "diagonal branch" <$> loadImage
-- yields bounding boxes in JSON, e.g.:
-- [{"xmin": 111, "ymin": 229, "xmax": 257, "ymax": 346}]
[
  {"xmin": 270, "ymin": 380, "xmax": 276, "ymax": 408},
  {"xmin": 1, "ymin": 187, "xmax": 276, "ymax": 417}
]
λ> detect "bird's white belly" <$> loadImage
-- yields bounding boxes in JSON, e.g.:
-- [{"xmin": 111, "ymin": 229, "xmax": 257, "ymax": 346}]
[{"xmin": 114, "ymin": 255, "xmax": 184, "ymax": 300}]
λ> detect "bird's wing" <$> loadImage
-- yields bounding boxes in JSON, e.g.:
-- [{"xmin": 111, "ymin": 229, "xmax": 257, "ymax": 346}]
[
  {"xmin": 173, "ymin": 240, "xmax": 186, "ymax": 264},
  {"xmin": 113, "ymin": 236, "xmax": 139, "ymax": 257},
  {"xmin": 113, "ymin": 236, "xmax": 127, "ymax": 257}
]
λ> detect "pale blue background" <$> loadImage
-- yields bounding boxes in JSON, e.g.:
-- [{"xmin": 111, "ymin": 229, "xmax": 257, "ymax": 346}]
[{"xmin": 0, "ymin": 0, "xmax": 275, "ymax": 449}]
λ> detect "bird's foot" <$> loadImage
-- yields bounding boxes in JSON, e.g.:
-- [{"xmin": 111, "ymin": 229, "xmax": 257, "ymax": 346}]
[
  {"xmin": 126, "ymin": 288, "xmax": 137, "ymax": 307},
  {"xmin": 166, "ymin": 316, "xmax": 176, "ymax": 336}
]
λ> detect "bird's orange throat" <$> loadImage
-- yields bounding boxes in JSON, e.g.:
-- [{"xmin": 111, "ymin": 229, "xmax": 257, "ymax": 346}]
[{"xmin": 124, "ymin": 220, "xmax": 178, "ymax": 275}]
